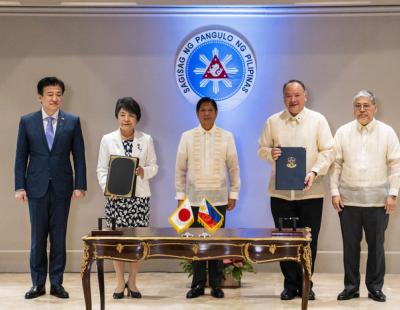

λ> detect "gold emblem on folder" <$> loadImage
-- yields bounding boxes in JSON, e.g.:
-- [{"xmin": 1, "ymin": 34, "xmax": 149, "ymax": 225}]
[{"xmin": 286, "ymin": 156, "xmax": 297, "ymax": 168}]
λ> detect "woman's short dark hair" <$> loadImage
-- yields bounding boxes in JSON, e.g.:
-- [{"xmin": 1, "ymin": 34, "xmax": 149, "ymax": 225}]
[
  {"xmin": 115, "ymin": 97, "xmax": 141, "ymax": 121},
  {"xmin": 37, "ymin": 76, "xmax": 65, "ymax": 95},
  {"xmin": 196, "ymin": 97, "xmax": 218, "ymax": 112}
]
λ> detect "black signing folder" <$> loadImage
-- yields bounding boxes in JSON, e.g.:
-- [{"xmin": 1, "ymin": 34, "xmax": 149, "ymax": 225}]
[
  {"xmin": 275, "ymin": 147, "xmax": 306, "ymax": 190},
  {"xmin": 104, "ymin": 155, "xmax": 139, "ymax": 198}
]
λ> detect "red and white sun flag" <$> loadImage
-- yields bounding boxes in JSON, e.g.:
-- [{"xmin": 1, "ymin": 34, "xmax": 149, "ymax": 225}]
[{"xmin": 168, "ymin": 197, "xmax": 194, "ymax": 234}]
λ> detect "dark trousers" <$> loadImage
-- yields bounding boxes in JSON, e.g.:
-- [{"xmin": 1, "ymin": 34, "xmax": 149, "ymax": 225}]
[
  {"xmin": 28, "ymin": 183, "xmax": 71, "ymax": 286},
  {"xmin": 339, "ymin": 206, "xmax": 389, "ymax": 292},
  {"xmin": 190, "ymin": 205, "xmax": 226, "ymax": 288},
  {"xmin": 271, "ymin": 197, "xmax": 323, "ymax": 291}
]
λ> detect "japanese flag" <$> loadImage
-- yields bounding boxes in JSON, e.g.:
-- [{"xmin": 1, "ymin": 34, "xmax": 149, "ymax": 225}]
[{"xmin": 168, "ymin": 197, "xmax": 194, "ymax": 234}]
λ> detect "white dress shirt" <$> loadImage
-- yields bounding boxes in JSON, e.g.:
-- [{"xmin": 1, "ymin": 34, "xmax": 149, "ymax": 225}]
[
  {"xmin": 330, "ymin": 119, "xmax": 400, "ymax": 207},
  {"xmin": 175, "ymin": 124, "xmax": 240, "ymax": 206},
  {"xmin": 97, "ymin": 129, "xmax": 158, "ymax": 197},
  {"xmin": 258, "ymin": 107, "xmax": 334, "ymax": 200},
  {"xmin": 42, "ymin": 108, "xmax": 59, "ymax": 134}
]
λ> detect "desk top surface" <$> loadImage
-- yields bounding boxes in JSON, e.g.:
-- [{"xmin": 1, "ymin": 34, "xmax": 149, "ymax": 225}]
[{"xmin": 83, "ymin": 227, "xmax": 311, "ymax": 241}]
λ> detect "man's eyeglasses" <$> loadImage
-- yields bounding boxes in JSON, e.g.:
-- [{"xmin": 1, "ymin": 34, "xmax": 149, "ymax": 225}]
[{"xmin": 354, "ymin": 104, "xmax": 373, "ymax": 110}]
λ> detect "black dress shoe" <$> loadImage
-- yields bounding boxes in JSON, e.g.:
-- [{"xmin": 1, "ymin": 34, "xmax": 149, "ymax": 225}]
[
  {"xmin": 186, "ymin": 286, "xmax": 205, "ymax": 299},
  {"xmin": 126, "ymin": 284, "xmax": 142, "ymax": 299},
  {"xmin": 113, "ymin": 291, "xmax": 125, "ymax": 299},
  {"xmin": 25, "ymin": 285, "xmax": 45, "ymax": 299},
  {"xmin": 280, "ymin": 288, "xmax": 297, "ymax": 300},
  {"xmin": 113, "ymin": 283, "xmax": 127, "ymax": 299},
  {"xmin": 337, "ymin": 289, "xmax": 360, "ymax": 300},
  {"xmin": 298, "ymin": 288, "xmax": 316, "ymax": 300},
  {"xmin": 368, "ymin": 290, "xmax": 386, "ymax": 302},
  {"xmin": 308, "ymin": 288, "xmax": 316, "ymax": 300},
  {"xmin": 50, "ymin": 284, "xmax": 69, "ymax": 299},
  {"xmin": 210, "ymin": 287, "xmax": 224, "ymax": 298}
]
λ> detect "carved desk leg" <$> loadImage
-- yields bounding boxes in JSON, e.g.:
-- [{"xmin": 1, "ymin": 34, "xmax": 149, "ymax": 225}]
[
  {"xmin": 300, "ymin": 243, "xmax": 312, "ymax": 310},
  {"xmin": 97, "ymin": 259, "xmax": 105, "ymax": 310},
  {"xmin": 81, "ymin": 242, "xmax": 94, "ymax": 310}
]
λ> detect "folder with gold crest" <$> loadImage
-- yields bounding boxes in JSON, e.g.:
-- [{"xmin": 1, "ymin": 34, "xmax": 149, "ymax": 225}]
[{"xmin": 275, "ymin": 147, "xmax": 306, "ymax": 190}]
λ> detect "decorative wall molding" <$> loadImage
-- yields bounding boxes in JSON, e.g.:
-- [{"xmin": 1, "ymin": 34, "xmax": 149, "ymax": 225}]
[{"xmin": 2, "ymin": 5, "xmax": 400, "ymax": 16}]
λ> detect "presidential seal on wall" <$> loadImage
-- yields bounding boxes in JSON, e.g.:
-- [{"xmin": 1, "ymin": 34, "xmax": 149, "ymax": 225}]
[{"xmin": 175, "ymin": 28, "xmax": 256, "ymax": 111}]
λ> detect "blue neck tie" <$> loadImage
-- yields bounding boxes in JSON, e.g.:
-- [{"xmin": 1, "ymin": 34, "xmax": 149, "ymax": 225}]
[{"xmin": 45, "ymin": 116, "xmax": 54, "ymax": 150}]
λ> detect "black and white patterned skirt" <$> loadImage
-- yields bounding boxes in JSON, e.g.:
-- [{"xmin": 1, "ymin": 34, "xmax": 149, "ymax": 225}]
[{"xmin": 105, "ymin": 196, "xmax": 150, "ymax": 228}]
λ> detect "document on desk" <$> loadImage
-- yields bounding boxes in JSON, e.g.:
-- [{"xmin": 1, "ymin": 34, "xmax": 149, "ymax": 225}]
[
  {"xmin": 275, "ymin": 147, "xmax": 306, "ymax": 190},
  {"xmin": 104, "ymin": 155, "xmax": 139, "ymax": 198}
]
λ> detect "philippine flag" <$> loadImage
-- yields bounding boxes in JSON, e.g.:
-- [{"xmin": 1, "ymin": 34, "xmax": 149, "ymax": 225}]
[
  {"xmin": 197, "ymin": 197, "xmax": 224, "ymax": 233},
  {"xmin": 168, "ymin": 198, "xmax": 194, "ymax": 234}
]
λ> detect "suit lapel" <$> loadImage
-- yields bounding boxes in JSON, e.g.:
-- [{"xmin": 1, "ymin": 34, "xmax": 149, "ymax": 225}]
[
  {"xmin": 34, "ymin": 110, "xmax": 50, "ymax": 152},
  {"xmin": 112, "ymin": 130, "xmax": 125, "ymax": 155},
  {"xmin": 51, "ymin": 110, "xmax": 65, "ymax": 151}
]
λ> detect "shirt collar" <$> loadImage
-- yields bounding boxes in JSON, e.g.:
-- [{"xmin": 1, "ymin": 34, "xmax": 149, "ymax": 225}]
[
  {"xmin": 357, "ymin": 118, "xmax": 377, "ymax": 132},
  {"xmin": 41, "ymin": 108, "xmax": 59, "ymax": 120},
  {"xmin": 283, "ymin": 107, "xmax": 307, "ymax": 123},
  {"xmin": 198, "ymin": 124, "xmax": 217, "ymax": 134}
]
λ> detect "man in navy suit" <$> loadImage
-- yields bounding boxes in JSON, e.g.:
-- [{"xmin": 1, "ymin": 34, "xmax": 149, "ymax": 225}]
[{"xmin": 14, "ymin": 77, "xmax": 87, "ymax": 299}]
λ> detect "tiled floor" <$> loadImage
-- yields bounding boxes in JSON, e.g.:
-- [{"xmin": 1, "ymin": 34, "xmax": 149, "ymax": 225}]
[{"xmin": 0, "ymin": 272, "xmax": 399, "ymax": 309}]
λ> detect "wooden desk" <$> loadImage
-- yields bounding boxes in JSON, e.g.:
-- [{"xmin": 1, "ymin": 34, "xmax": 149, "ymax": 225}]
[{"xmin": 81, "ymin": 227, "xmax": 312, "ymax": 310}]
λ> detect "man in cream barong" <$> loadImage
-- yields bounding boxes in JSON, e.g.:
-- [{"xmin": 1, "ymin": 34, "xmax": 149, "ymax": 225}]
[
  {"xmin": 258, "ymin": 79, "xmax": 334, "ymax": 301},
  {"xmin": 330, "ymin": 90, "xmax": 400, "ymax": 302},
  {"xmin": 175, "ymin": 97, "xmax": 240, "ymax": 299}
]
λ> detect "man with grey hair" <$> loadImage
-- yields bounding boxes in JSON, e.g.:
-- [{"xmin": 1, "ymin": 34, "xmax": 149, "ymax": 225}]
[{"xmin": 330, "ymin": 90, "xmax": 400, "ymax": 302}]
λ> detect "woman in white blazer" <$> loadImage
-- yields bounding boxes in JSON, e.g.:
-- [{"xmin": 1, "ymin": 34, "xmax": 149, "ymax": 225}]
[{"xmin": 97, "ymin": 97, "xmax": 158, "ymax": 299}]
